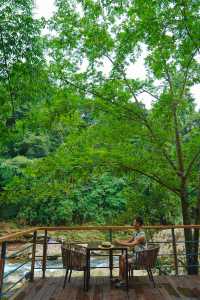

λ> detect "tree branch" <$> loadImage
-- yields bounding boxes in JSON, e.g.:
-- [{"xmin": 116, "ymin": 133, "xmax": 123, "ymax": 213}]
[
  {"xmin": 160, "ymin": 53, "xmax": 174, "ymax": 96},
  {"xmin": 180, "ymin": 1, "xmax": 200, "ymax": 53},
  {"xmin": 62, "ymin": 60, "xmax": 178, "ymax": 175},
  {"xmin": 104, "ymin": 54, "xmax": 140, "ymax": 104},
  {"xmin": 62, "ymin": 77, "xmax": 109, "ymax": 102},
  {"xmin": 172, "ymin": 105, "xmax": 185, "ymax": 178},
  {"xmin": 104, "ymin": 53, "xmax": 178, "ymax": 174},
  {"xmin": 0, "ymin": 25, "xmax": 15, "ymax": 114},
  {"xmin": 138, "ymin": 89, "xmax": 160, "ymax": 101},
  {"xmin": 185, "ymin": 149, "xmax": 200, "ymax": 178},
  {"xmin": 123, "ymin": 165, "xmax": 180, "ymax": 196},
  {"xmin": 179, "ymin": 48, "xmax": 199, "ymax": 99}
]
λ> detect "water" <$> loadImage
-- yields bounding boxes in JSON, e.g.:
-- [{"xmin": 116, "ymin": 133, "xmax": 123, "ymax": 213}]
[
  {"xmin": 4, "ymin": 255, "xmax": 119, "ymax": 285},
  {"xmin": 3, "ymin": 241, "xmax": 120, "ymax": 296}
]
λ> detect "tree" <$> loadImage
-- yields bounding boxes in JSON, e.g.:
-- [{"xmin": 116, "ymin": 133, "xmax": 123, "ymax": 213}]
[
  {"xmin": 0, "ymin": 0, "xmax": 44, "ymax": 113},
  {"xmin": 0, "ymin": 0, "xmax": 53, "ymax": 160},
  {"xmin": 50, "ymin": 0, "xmax": 200, "ymax": 274}
]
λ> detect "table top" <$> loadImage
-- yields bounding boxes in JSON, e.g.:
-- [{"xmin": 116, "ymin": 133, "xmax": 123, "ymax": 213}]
[{"xmin": 76, "ymin": 241, "xmax": 128, "ymax": 251}]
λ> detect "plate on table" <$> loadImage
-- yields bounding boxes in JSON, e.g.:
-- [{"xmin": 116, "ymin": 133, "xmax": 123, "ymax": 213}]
[
  {"xmin": 98, "ymin": 245, "xmax": 114, "ymax": 249},
  {"xmin": 77, "ymin": 243, "xmax": 88, "ymax": 248}
]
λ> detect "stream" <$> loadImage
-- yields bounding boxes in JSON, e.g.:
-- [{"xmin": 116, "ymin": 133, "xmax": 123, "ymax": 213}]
[{"xmin": 3, "ymin": 254, "xmax": 119, "ymax": 291}]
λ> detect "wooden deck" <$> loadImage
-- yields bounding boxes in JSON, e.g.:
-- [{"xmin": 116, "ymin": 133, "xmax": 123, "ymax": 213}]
[{"xmin": 12, "ymin": 275, "xmax": 200, "ymax": 300}]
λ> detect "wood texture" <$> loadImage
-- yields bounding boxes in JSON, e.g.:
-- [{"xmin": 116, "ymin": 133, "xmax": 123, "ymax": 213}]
[
  {"xmin": 11, "ymin": 275, "xmax": 200, "ymax": 300},
  {"xmin": 1, "ymin": 225, "xmax": 200, "ymax": 243}
]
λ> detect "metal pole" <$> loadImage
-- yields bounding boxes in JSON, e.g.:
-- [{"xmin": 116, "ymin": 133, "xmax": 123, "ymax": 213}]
[
  {"xmin": 171, "ymin": 228, "xmax": 178, "ymax": 275},
  {"xmin": 86, "ymin": 248, "xmax": 90, "ymax": 291},
  {"xmin": 125, "ymin": 248, "xmax": 129, "ymax": 291},
  {"xmin": 109, "ymin": 229, "xmax": 113, "ymax": 243},
  {"xmin": 42, "ymin": 230, "xmax": 48, "ymax": 279},
  {"xmin": 30, "ymin": 231, "xmax": 37, "ymax": 282},
  {"xmin": 0, "ymin": 242, "xmax": 7, "ymax": 299},
  {"xmin": 109, "ymin": 248, "xmax": 113, "ymax": 279}
]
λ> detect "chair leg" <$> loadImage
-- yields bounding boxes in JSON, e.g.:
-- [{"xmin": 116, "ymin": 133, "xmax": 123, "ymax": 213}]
[
  {"xmin": 85, "ymin": 267, "xmax": 90, "ymax": 291},
  {"xmin": 83, "ymin": 270, "xmax": 86, "ymax": 290},
  {"xmin": 147, "ymin": 268, "xmax": 155, "ymax": 287},
  {"xmin": 147, "ymin": 268, "xmax": 151, "ymax": 281},
  {"xmin": 63, "ymin": 268, "xmax": 69, "ymax": 289},
  {"xmin": 68, "ymin": 269, "xmax": 72, "ymax": 282},
  {"xmin": 131, "ymin": 268, "xmax": 134, "ymax": 278},
  {"xmin": 149, "ymin": 268, "xmax": 156, "ymax": 288}
]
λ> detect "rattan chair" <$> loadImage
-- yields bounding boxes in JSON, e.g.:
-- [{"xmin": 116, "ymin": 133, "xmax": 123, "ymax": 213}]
[
  {"xmin": 61, "ymin": 243, "xmax": 87, "ymax": 289},
  {"xmin": 128, "ymin": 245, "xmax": 160, "ymax": 287}
]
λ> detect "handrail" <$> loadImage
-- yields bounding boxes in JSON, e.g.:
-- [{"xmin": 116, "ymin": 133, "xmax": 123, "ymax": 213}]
[
  {"xmin": 0, "ymin": 227, "xmax": 39, "ymax": 244},
  {"xmin": 40, "ymin": 225, "xmax": 200, "ymax": 230},
  {"xmin": 1, "ymin": 224, "xmax": 200, "ymax": 243}
]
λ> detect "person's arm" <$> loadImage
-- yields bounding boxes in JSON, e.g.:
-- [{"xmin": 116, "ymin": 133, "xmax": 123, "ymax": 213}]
[
  {"xmin": 115, "ymin": 236, "xmax": 134, "ymax": 245},
  {"xmin": 116, "ymin": 236, "xmax": 145, "ymax": 247}
]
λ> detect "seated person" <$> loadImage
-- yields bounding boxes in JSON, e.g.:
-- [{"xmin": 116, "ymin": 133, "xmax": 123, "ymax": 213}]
[{"xmin": 115, "ymin": 216, "xmax": 146, "ymax": 287}]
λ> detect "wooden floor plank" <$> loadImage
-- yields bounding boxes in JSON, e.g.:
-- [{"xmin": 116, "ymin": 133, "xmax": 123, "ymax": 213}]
[
  {"xmin": 172, "ymin": 276, "xmax": 200, "ymax": 300},
  {"xmin": 39, "ymin": 278, "xmax": 62, "ymax": 300},
  {"xmin": 12, "ymin": 275, "xmax": 200, "ymax": 300},
  {"xmin": 24, "ymin": 279, "xmax": 48, "ymax": 300},
  {"xmin": 156, "ymin": 276, "xmax": 180, "ymax": 300},
  {"xmin": 166, "ymin": 276, "xmax": 190, "ymax": 300},
  {"xmin": 158, "ymin": 287, "xmax": 174, "ymax": 300}
]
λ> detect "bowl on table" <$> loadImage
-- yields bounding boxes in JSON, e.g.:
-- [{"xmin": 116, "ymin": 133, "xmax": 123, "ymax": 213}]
[{"xmin": 98, "ymin": 241, "xmax": 113, "ymax": 249}]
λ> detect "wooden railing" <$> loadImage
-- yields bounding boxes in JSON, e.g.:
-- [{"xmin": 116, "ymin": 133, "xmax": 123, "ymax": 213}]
[
  {"xmin": 2, "ymin": 224, "xmax": 200, "ymax": 243},
  {"xmin": 1, "ymin": 225, "xmax": 200, "ymax": 298}
]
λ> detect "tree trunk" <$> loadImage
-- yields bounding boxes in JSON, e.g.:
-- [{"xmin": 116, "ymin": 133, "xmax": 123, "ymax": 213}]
[
  {"xmin": 181, "ymin": 195, "xmax": 199, "ymax": 274},
  {"xmin": 193, "ymin": 228, "xmax": 199, "ymax": 275},
  {"xmin": 171, "ymin": 104, "xmax": 197, "ymax": 273},
  {"xmin": 193, "ymin": 171, "xmax": 200, "ymax": 275}
]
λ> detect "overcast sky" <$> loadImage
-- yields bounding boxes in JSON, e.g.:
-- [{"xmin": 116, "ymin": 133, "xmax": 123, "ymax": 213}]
[{"xmin": 34, "ymin": 0, "xmax": 200, "ymax": 110}]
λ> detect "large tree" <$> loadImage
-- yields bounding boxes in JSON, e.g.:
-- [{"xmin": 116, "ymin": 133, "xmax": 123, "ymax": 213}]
[
  {"xmin": 50, "ymin": 0, "xmax": 200, "ymax": 274},
  {"xmin": 0, "ymin": 0, "xmax": 44, "ymax": 112},
  {"xmin": 0, "ymin": 0, "xmax": 57, "ymax": 160}
]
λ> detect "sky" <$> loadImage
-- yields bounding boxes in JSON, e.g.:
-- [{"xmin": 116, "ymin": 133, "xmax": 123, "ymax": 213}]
[
  {"xmin": 34, "ymin": 0, "xmax": 55, "ymax": 19},
  {"xmin": 34, "ymin": 0, "xmax": 200, "ymax": 110}
]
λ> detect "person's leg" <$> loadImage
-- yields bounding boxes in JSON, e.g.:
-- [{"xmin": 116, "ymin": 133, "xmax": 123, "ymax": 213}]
[
  {"xmin": 116, "ymin": 255, "xmax": 130, "ymax": 287},
  {"xmin": 119, "ymin": 255, "xmax": 126, "ymax": 280}
]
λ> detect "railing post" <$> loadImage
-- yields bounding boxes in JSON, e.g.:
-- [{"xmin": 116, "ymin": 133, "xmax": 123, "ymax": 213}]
[
  {"xmin": 109, "ymin": 229, "xmax": 113, "ymax": 243},
  {"xmin": 171, "ymin": 228, "xmax": 178, "ymax": 275},
  {"xmin": 30, "ymin": 231, "xmax": 37, "ymax": 282},
  {"xmin": 42, "ymin": 229, "xmax": 48, "ymax": 279},
  {"xmin": 0, "ymin": 242, "xmax": 7, "ymax": 299}
]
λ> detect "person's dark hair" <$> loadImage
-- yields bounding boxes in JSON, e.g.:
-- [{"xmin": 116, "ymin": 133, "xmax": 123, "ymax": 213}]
[{"xmin": 134, "ymin": 216, "xmax": 144, "ymax": 226}]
